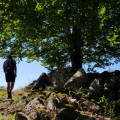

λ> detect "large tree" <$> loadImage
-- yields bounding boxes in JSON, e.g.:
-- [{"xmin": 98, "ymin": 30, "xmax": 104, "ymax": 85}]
[{"xmin": 0, "ymin": 0, "xmax": 120, "ymax": 70}]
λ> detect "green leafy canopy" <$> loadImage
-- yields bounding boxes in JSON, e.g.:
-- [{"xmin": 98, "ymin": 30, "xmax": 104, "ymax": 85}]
[{"xmin": 0, "ymin": 0, "xmax": 120, "ymax": 70}]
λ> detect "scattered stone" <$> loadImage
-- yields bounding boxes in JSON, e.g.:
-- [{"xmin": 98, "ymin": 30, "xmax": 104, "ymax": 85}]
[
  {"xmin": 77, "ymin": 115, "xmax": 95, "ymax": 120},
  {"xmin": 48, "ymin": 67, "xmax": 74, "ymax": 90},
  {"xmin": 32, "ymin": 73, "xmax": 49, "ymax": 90},
  {"xmin": 64, "ymin": 69, "xmax": 88, "ymax": 89},
  {"xmin": 88, "ymin": 71, "xmax": 120, "ymax": 100},
  {"xmin": 69, "ymin": 98, "xmax": 77, "ymax": 106},
  {"xmin": 47, "ymin": 94, "xmax": 65, "ymax": 111},
  {"xmin": 3, "ymin": 69, "xmax": 120, "ymax": 120},
  {"xmin": 57, "ymin": 93, "xmax": 69, "ymax": 103},
  {"xmin": 82, "ymin": 101, "xmax": 100, "ymax": 112},
  {"xmin": 22, "ymin": 98, "xmax": 43, "ymax": 119},
  {"xmin": 85, "ymin": 73, "xmax": 100, "ymax": 88},
  {"xmin": 47, "ymin": 94, "xmax": 58, "ymax": 111},
  {"xmin": 15, "ymin": 112, "xmax": 30, "ymax": 120},
  {"xmin": 89, "ymin": 78, "xmax": 104, "ymax": 99},
  {"xmin": 104, "ymin": 74, "xmax": 120, "ymax": 100},
  {"xmin": 56, "ymin": 108, "xmax": 81, "ymax": 120}
]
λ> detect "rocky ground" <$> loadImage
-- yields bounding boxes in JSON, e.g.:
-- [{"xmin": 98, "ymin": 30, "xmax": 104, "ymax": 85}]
[
  {"xmin": 0, "ymin": 87, "xmax": 110, "ymax": 120},
  {"xmin": 0, "ymin": 68, "xmax": 120, "ymax": 120}
]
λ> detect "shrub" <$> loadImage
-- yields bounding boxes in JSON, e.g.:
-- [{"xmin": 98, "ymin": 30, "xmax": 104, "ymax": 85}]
[{"xmin": 98, "ymin": 96, "xmax": 120, "ymax": 117}]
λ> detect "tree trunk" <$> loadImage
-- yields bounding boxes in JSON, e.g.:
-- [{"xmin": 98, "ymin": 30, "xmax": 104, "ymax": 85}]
[
  {"xmin": 70, "ymin": 49, "xmax": 83, "ymax": 71},
  {"xmin": 68, "ymin": 26, "xmax": 83, "ymax": 71},
  {"xmin": 69, "ymin": 0, "xmax": 85, "ymax": 71}
]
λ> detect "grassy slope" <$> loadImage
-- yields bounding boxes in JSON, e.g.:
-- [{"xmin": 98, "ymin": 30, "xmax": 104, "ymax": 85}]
[
  {"xmin": 0, "ymin": 87, "xmax": 7, "ymax": 100},
  {"xmin": 0, "ymin": 86, "xmax": 112, "ymax": 120},
  {"xmin": 0, "ymin": 87, "xmax": 33, "ymax": 120}
]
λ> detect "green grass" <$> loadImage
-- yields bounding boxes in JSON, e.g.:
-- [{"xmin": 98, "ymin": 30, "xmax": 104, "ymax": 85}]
[
  {"xmin": 0, "ymin": 112, "xmax": 16, "ymax": 120},
  {"xmin": 0, "ymin": 86, "xmax": 35, "ymax": 120},
  {"xmin": 0, "ymin": 87, "xmax": 31, "ymax": 119},
  {"xmin": 0, "ymin": 87, "xmax": 7, "ymax": 100}
]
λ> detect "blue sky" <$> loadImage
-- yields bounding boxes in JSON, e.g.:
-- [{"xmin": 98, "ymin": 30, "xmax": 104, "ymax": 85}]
[
  {"xmin": 0, "ymin": 57, "xmax": 120, "ymax": 90},
  {"xmin": 0, "ymin": 58, "xmax": 48, "ymax": 90}
]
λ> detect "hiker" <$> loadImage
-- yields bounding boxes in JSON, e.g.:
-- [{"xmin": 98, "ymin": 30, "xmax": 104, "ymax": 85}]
[{"xmin": 3, "ymin": 55, "xmax": 17, "ymax": 99}]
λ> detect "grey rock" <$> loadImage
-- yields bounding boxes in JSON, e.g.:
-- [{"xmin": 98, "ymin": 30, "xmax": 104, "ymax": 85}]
[
  {"xmin": 85, "ymin": 73, "xmax": 100, "ymax": 88},
  {"xmin": 64, "ymin": 69, "xmax": 88, "ymax": 89},
  {"xmin": 88, "ymin": 71, "xmax": 120, "ymax": 100},
  {"xmin": 110, "ymin": 76, "xmax": 120, "ymax": 83},
  {"xmin": 59, "ymin": 95, "xmax": 69, "ymax": 103},
  {"xmin": 104, "ymin": 75, "xmax": 120, "ymax": 100},
  {"xmin": 32, "ymin": 73, "xmax": 49, "ymax": 90},
  {"xmin": 82, "ymin": 101, "xmax": 100, "ymax": 112},
  {"xmin": 47, "ymin": 94, "xmax": 58, "ymax": 111},
  {"xmin": 77, "ymin": 115, "xmax": 95, "ymax": 120},
  {"xmin": 48, "ymin": 67, "xmax": 74, "ymax": 90},
  {"xmin": 15, "ymin": 112, "xmax": 31, "ymax": 120},
  {"xmin": 23, "ymin": 98, "xmax": 43, "ymax": 120},
  {"xmin": 89, "ymin": 78, "xmax": 104, "ymax": 99},
  {"xmin": 55, "ymin": 108, "xmax": 81, "ymax": 120},
  {"xmin": 47, "ymin": 94, "xmax": 64, "ymax": 112},
  {"xmin": 69, "ymin": 98, "xmax": 77, "ymax": 106}
]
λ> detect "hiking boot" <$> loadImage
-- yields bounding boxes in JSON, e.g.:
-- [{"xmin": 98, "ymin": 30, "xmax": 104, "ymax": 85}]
[
  {"xmin": 7, "ymin": 92, "xmax": 10, "ymax": 99},
  {"xmin": 8, "ymin": 91, "xmax": 12, "ymax": 99},
  {"xmin": 9, "ymin": 90, "xmax": 12, "ymax": 98}
]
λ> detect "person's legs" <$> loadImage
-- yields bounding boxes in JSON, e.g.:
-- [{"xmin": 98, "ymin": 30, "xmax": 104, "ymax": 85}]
[
  {"xmin": 7, "ymin": 82, "xmax": 11, "ymax": 99},
  {"xmin": 7, "ymin": 82, "xmax": 10, "ymax": 93},
  {"xmin": 6, "ymin": 72, "xmax": 15, "ymax": 99},
  {"xmin": 8, "ymin": 82, "xmax": 15, "ymax": 99},
  {"xmin": 10, "ymin": 82, "xmax": 15, "ymax": 91}
]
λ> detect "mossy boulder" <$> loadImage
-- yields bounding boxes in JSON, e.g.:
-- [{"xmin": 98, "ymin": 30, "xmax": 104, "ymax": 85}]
[{"xmin": 20, "ymin": 98, "xmax": 44, "ymax": 119}]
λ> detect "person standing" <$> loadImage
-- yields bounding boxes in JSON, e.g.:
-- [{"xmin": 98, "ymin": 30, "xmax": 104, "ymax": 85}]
[{"xmin": 3, "ymin": 55, "xmax": 17, "ymax": 99}]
